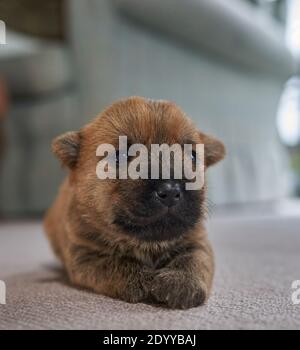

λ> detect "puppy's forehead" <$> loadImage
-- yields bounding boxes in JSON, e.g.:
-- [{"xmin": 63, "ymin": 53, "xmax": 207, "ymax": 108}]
[{"xmin": 88, "ymin": 97, "xmax": 198, "ymax": 146}]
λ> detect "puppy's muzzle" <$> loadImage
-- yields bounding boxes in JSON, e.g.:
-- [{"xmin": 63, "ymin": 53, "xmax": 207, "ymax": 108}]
[{"xmin": 154, "ymin": 181, "xmax": 182, "ymax": 208}]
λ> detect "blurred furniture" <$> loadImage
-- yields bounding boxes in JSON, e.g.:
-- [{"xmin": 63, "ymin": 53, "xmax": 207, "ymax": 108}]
[
  {"xmin": 69, "ymin": 0, "xmax": 296, "ymax": 204},
  {"xmin": 0, "ymin": 0, "xmax": 297, "ymax": 216},
  {"xmin": 0, "ymin": 0, "xmax": 65, "ymax": 40},
  {"xmin": 0, "ymin": 31, "xmax": 77, "ymax": 215}
]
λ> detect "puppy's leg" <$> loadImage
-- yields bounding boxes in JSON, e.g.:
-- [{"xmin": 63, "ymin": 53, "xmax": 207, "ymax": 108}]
[
  {"xmin": 151, "ymin": 238, "xmax": 214, "ymax": 309},
  {"xmin": 66, "ymin": 244, "xmax": 153, "ymax": 303}
]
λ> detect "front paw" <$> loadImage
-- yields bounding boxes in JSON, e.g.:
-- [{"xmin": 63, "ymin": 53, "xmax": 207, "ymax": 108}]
[
  {"xmin": 120, "ymin": 269, "xmax": 155, "ymax": 304},
  {"xmin": 150, "ymin": 269, "xmax": 208, "ymax": 309},
  {"xmin": 120, "ymin": 282, "xmax": 146, "ymax": 304}
]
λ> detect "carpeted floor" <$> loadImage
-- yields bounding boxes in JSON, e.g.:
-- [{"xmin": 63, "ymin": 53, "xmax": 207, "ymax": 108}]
[{"xmin": 0, "ymin": 208, "xmax": 300, "ymax": 330}]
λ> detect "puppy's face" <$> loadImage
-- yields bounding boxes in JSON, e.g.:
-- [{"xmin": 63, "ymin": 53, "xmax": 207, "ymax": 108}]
[{"xmin": 53, "ymin": 97, "xmax": 225, "ymax": 242}]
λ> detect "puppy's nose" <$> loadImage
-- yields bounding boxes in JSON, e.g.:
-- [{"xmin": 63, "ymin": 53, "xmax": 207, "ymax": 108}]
[{"xmin": 155, "ymin": 182, "xmax": 182, "ymax": 207}]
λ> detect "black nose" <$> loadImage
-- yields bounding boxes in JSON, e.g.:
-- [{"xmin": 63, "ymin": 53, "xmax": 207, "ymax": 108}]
[{"xmin": 155, "ymin": 182, "xmax": 182, "ymax": 207}]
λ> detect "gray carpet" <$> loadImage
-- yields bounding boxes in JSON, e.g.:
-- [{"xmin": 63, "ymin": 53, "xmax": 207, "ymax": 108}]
[{"xmin": 0, "ymin": 211, "xmax": 300, "ymax": 330}]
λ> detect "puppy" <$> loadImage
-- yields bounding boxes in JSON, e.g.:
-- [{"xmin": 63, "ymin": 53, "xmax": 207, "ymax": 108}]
[{"xmin": 44, "ymin": 97, "xmax": 225, "ymax": 309}]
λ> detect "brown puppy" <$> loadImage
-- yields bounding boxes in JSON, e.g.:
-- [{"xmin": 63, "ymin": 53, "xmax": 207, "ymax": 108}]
[{"xmin": 44, "ymin": 97, "xmax": 225, "ymax": 309}]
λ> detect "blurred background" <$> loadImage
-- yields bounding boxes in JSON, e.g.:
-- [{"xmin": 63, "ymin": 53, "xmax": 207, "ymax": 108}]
[
  {"xmin": 2, "ymin": 1, "xmax": 300, "ymax": 330},
  {"xmin": 0, "ymin": 0, "xmax": 300, "ymax": 218}
]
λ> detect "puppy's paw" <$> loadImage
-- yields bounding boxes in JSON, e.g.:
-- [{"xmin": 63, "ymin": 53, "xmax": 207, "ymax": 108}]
[
  {"xmin": 120, "ymin": 284, "xmax": 146, "ymax": 304},
  {"xmin": 120, "ymin": 269, "xmax": 154, "ymax": 304},
  {"xmin": 151, "ymin": 269, "xmax": 208, "ymax": 309}
]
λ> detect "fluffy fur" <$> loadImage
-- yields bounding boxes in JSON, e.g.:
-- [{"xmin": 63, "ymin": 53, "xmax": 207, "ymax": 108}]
[{"xmin": 44, "ymin": 97, "xmax": 225, "ymax": 309}]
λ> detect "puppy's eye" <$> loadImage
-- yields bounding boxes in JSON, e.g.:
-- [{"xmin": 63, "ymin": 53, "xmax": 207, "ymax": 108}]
[
  {"xmin": 191, "ymin": 150, "xmax": 197, "ymax": 162},
  {"xmin": 115, "ymin": 150, "xmax": 131, "ymax": 164},
  {"xmin": 116, "ymin": 151, "xmax": 125, "ymax": 163}
]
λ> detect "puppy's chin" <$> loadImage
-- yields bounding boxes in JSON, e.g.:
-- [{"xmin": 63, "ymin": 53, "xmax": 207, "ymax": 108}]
[{"xmin": 113, "ymin": 204, "xmax": 202, "ymax": 242}]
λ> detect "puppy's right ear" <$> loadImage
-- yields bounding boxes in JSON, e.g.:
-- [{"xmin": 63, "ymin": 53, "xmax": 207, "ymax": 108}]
[{"xmin": 52, "ymin": 131, "xmax": 81, "ymax": 169}]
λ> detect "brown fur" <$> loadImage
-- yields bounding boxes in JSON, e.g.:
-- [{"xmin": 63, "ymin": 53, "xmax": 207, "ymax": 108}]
[{"xmin": 44, "ymin": 97, "xmax": 225, "ymax": 309}]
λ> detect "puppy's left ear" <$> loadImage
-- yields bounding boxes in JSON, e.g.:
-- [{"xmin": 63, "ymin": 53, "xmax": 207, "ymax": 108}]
[
  {"xmin": 199, "ymin": 132, "xmax": 226, "ymax": 167},
  {"xmin": 52, "ymin": 131, "xmax": 81, "ymax": 169}
]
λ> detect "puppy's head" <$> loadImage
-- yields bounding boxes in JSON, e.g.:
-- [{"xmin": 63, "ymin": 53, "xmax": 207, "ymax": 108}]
[{"xmin": 52, "ymin": 97, "xmax": 225, "ymax": 242}]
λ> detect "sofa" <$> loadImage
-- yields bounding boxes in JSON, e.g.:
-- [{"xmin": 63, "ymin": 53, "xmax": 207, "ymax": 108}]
[
  {"xmin": 0, "ymin": 0, "xmax": 296, "ymax": 216},
  {"xmin": 0, "ymin": 30, "xmax": 77, "ymax": 215}
]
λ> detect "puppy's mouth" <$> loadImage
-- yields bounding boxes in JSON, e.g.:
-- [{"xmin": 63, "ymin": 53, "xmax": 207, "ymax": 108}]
[
  {"xmin": 112, "ymin": 202, "xmax": 201, "ymax": 242},
  {"xmin": 116, "ymin": 205, "xmax": 176, "ymax": 224}
]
